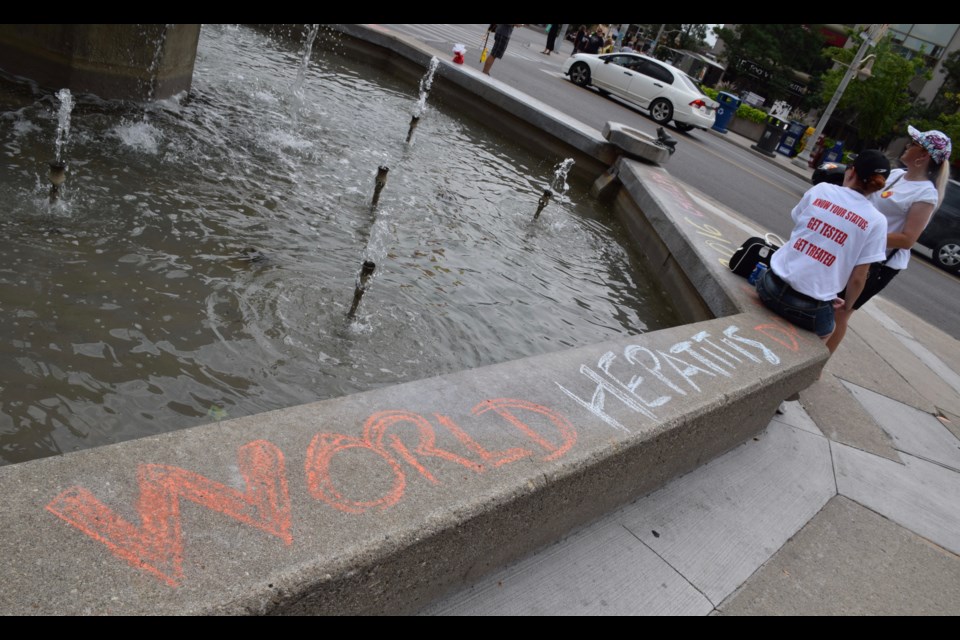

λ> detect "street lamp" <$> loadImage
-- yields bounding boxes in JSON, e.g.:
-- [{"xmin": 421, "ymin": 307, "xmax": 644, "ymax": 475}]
[{"xmin": 793, "ymin": 24, "xmax": 889, "ymax": 169}]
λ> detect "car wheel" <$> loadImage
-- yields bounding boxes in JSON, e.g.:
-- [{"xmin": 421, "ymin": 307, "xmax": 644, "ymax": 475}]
[
  {"xmin": 933, "ymin": 239, "xmax": 960, "ymax": 272},
  {"xmin": 674, "ymin": 123, "xmax": 694, "ymax": 133},
  {"xmin": 649, "ymin": 98, "xmax": 673, "ymax": 125},
  {"xmin": 569, "ymin": 62, "xmax": 591, "ymax": 87}
]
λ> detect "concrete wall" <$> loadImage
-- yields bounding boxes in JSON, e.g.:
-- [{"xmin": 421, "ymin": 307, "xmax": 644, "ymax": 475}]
[
  {"xmin": 0, "ymin": 24, "xmax": 828, "ymax": 615},
  {"xmin": 0, "ymin": 24, "xmax": 200, "ymax": 100}
]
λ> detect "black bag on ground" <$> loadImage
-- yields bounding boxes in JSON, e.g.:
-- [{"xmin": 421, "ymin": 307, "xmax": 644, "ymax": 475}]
[{"xmin": 729, "ymin": 233, "xmax": 783, "ymax": 278}]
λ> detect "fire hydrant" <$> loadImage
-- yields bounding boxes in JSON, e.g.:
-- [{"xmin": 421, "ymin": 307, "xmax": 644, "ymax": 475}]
[{"xmin": 452, "ymin": 43, "xmax": 466, "ymax": 64}]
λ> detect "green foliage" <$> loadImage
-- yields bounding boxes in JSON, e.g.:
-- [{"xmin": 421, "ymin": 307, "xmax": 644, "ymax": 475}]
[
  {"xmin": 820, "ymin": 34, "xmax": 930, "ymax": 145},
  {"xmin": 910, "ymin": 93, "xmax": 960, "ymax": 153},
  {"xmin": 699, "ymin": 86, "xmax": 768, "ymax": 124},
  {"xmin": 736, "ymin": 104, "xmax": 769, "ymax": 124},
  {"xmin": 714, "ymin": 24, "xmax": 829, "ymax": 101}
]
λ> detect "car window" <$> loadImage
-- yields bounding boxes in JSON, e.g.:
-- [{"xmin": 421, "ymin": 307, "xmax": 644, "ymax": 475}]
[
  {"xmin": 634, "ymin": 59, "xmax": 673, "ymax": 84},
  {"xmin": 601, "ymin": 54, "xmax": 638, "ymax": 70},
  {"xmin": 678, "ymin": 73, "xmax": 704, "ymax": 94}
]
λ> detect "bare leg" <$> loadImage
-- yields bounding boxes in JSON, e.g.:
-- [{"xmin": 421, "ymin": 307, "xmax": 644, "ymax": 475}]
[
  {"xmin": 482, "ymin": 55, "xmax": 495, "ymax": 75},
  {"xmin": 826, "ymin": 307, "xmax": 853, "ymax": 354}
]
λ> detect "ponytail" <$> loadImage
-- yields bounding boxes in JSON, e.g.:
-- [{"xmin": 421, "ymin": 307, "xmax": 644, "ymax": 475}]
[{"xmin": 860, "ymin": 173, "xmax": 887, "ymax": 194}]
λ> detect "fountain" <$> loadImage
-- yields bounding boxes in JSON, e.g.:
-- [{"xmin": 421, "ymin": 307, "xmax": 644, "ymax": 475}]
[
  {"xmin": 0, "ymin": 24, "xmax": 680, "ymax": 467},
  {"xmin": 0, "ymin": 24, "xmax": 823, "ymax": 616}
]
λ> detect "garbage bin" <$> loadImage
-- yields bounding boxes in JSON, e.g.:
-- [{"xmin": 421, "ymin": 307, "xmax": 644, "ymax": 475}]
[
  {"xmin": 751, "ymin": 115, "xmax": 786, "ymax": 157},
  {"xmin": 776, "ymin": 120, "xmax": 807, "ymax": 157},
  {"xmin": 711, "ymin": 92, "xmax": 741, "ymax": 134},
  {"xmin": 823, "ymin": 140, "xmax": 845, "ymax": 163}
]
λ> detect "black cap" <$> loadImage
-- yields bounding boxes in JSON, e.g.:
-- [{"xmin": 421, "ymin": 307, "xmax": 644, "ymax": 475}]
[{"xmin": 851, "ymin": 149, "xmax": 891, "ymax": 182}]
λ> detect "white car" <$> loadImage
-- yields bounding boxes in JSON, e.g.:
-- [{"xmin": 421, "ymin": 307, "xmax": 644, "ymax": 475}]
[{"xmin": 561, "ymin": 52, "xmax": 719, "ymax": 132}]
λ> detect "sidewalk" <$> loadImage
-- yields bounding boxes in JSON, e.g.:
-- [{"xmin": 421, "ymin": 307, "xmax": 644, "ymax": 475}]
[{"xmin": 420, "ymin": 132, "xmax": 960, "ymax": 616}]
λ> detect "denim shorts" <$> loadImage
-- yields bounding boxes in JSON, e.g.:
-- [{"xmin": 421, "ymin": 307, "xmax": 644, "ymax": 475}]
[{"xmin": 756, "ymin": 269, "xmax": 835, "ymax": 337}]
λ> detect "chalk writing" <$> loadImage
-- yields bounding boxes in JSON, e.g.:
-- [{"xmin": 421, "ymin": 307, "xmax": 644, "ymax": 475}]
[
  {"xmin": 648, "ymin": 170, "xmax": 706, "ymax": 219},
  {"xmin": 48, "ymin": 399, "xmax": 576, "ymax": 585},
  {"xmin": 740, "ymin": 280, "xmax": 814, "ymax": 350},
  {"xmin": 556, "ymin": 325, "xmax": 780, "ymax": 432},
  {"xmin": 306, "ymin": 399, "xmax": 575, "ymax": 514},
  {"xmin": 683, "ymin": 217, "xmax": 737, "ymax": 268},
  {"xmin": 46, "ymin": 440, "xmax": 292, "ymax": 588}
]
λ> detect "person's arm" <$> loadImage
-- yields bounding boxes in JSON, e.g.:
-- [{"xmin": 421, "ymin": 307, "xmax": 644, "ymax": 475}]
[
  {"xmin": 842, "ymin": 263, "xmax": 870, "ymax": 312},
  {"xmin": 886, "ymin": 201, "xmax": 936, "ymax": 249}
]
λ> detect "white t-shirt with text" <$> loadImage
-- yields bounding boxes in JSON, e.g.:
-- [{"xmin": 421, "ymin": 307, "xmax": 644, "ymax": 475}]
[
  {"xmin": 868, "ymin": 168, "xmax": 939, "ymax": 271},
  {"xmin": 771, "ymin": 183, "xmax": 888, "ymax": 301}
]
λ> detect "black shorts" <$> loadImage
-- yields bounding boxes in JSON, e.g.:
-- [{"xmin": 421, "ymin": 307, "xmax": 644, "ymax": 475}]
[
  {"xmin": 491, "ymin": 34, "xmax": 510, "ymax": 58},
  {"xmin": 840, "ymin": 263, "xmax": 899, "ymax": 310}
]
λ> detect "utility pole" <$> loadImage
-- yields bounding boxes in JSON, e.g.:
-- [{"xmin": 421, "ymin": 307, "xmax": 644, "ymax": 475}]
[{"xmin": 793, "ymin": 24, "xmax": 889, "ymax": 169}]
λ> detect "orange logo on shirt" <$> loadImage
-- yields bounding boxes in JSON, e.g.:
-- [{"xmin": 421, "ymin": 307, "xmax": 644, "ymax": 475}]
[{"xmin": 880, "ymin": 189, "xmax": 895, "ymax": 198}]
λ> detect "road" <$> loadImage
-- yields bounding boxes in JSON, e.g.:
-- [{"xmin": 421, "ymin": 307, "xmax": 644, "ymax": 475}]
[{"xmin": 380, "ymin": 24, "xmax": 960, "ymax": 341}]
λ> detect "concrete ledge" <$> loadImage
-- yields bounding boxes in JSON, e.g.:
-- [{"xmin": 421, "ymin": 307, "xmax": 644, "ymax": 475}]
[
  {"xmin": 602, "ymin": 122, "xmax": 672, "ymax": 165},
  {"xmin": 0, "ymin": 24, "xmax": 829, "ymax": 615},
  {"xmin": 0, "ymin": 313, "xmax": 821, "ymax": 615}
]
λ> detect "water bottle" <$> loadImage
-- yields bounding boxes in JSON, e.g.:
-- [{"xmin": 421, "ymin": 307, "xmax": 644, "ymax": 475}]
[{"xmin": 748, "ymin": 262, "xmax": 768, "ymax": 286}]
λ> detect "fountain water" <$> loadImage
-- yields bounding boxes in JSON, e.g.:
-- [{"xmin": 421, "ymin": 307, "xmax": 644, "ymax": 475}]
[
  {"xmin": 53, "ymin": 88, "xmax": 73, "ymax": 163},
  {"xmin": 293, "ymin": 24, "xmax": 320, "ymax": 97},
  {"xmin": 46, "ymin": 88, "xmax": 74, "ymax": 202},
  {"xmin": 0, "ymin": 24, "xmax": 681, "ymax": 466},
  {"xmin": 143, "ymin": 24, "xmax": 172, "ymax": 105},
  {"xmin": 407, "ymin": 56, "xmax": 439, "ymax": 143},
  {"xmin": 533, "ymin": 158, "xmax": 576, "ymax": 219}
]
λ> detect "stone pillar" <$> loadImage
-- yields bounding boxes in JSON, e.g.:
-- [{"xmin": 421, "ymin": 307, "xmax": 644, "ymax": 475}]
[{"xmin": 0, "ymin": 24, "xmax": 201, "ymax": 101}]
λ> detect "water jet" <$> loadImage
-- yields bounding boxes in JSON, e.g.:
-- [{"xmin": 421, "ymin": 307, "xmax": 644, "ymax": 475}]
[
  {"xmin": 371, "ymin": 165, "xmax": 389, "ymax": 207},
  {"xmin": 346, "ymin": 259, "xmax": 377, "ymax": 319}
]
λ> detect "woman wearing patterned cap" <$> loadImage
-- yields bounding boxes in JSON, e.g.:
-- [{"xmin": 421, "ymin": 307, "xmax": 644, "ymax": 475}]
[{"xmin": 826, "ymin": 126, "xmax": 953, "ymax": 354}]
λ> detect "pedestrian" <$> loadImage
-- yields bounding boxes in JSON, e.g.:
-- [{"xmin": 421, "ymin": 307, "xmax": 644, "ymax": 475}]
[
  {"xmin": 541, "ymin": 24, "xmax": 561, "ymax": 55},
  {"xmin": 601, "ymin": 36, "xmax": 615, "ymax": 54},
  {"xmin": 573, "ymin": 26, "xmax": 586, "ymax": 54},
  {"xmin": 483, "ymin": 24, "xmax": 519, "ymax": 75},
  {"xmin": 755, "ymin": 150, "xmax": 891, "ymax": 341},
  {"xmin": 825, "ymin": 126, "xmax": 952, "ymax": 353},
  {"xmin": 581, "ymin": 27, "xmax": 604, "ymax": 54}
]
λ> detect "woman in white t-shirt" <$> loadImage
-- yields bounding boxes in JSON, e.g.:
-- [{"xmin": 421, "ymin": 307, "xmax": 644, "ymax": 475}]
[
  {"xmin": 756, "ymin": 150, "xmax": 890, "ymax": 340},
  {"xmin": 826, "ymin": 126, "xmax": 953, "ymax": 354}
]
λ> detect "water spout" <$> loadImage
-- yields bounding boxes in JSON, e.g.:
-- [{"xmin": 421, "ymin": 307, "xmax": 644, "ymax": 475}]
[
  {"xmin": 534, "ymin": 189, "xmax": 552, "ymax": 219},
  {"xmin": 347, "ymin": 260, "xmax": 377, "ymax": 319},
  {"xmin": 534, "ymin": 159, "xmax": 574, "ymax": 220},
  {"xmin": 406, "ymin": 115, "xmax": 420, "ymax": 143},
  {"xmin": 371, "ymin": 165, "xmax": 389, "ymax": 207},
  {"xmin": 48, "ymin": 161, "xmax": 67, "ymax": 202}
]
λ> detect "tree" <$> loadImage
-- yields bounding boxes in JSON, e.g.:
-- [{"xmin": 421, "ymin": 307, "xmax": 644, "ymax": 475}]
[
  {"xmin": 820, "ymin": 33, "xmax": 929, "ymax": 147},
  {"xmin": 635, "ymin": 24, "xmax": 710, "ymax": 56},
  {"xmin": 910, "ymin": 94, "xmax": 960, "ymax": 160},
  {"xmin": 917, "ymin": 49, "xmax": 960, "ymax": 117},
  {"xmin": 714, "ymin": 24, "xmax": 829, "ymax": 102}
]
